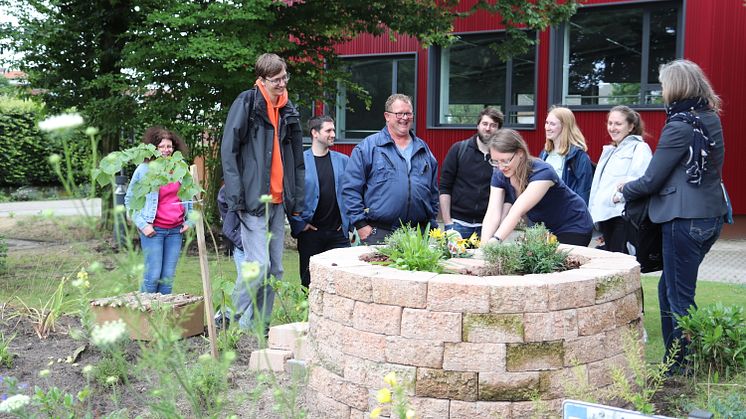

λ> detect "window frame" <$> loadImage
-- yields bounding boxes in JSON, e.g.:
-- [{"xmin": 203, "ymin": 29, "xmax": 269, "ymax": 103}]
[
  {"xmin": 548, "ymin": 0, "xmax": 684, "ymax": 110},
  {"xmin": 334, "ymin": 53, "xmax": 417, "ymax": 144},
  {"xmin": 427, "ymin": 30, "xmax": 539, "ymax": 130}
]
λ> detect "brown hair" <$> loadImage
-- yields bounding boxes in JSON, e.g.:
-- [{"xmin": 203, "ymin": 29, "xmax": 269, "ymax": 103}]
[
  {"xmin": 488, "ymin": 129, "xmax": 536, "ymax": 195},
  {"xmin": 544, "ymin": 106, "xmax": 588, "ymax": 155},
  {"xmin": 478, "ymin": 107, "xmax": 504, "ymax": 128},
  {"xmin": 608, "ymin": 105, "xmax": 645, "ymax": 137},
  {"xmin": 142, "ymin": 126, "xmax": 188, "ymax": 159},
  {"xmin": 384, "ymin": 93, "xmax": 414, "ymax": 112},
  {"xmin": 255, "ymin": 53, "xmax": 287, "ymax": 79},
  {"xmin": 308, "ymin": 115, "xmax": 334, "ymax": 136},
  {"xmin": 659, "ymin": 59, "xmax": 721, "ymax": 112}
]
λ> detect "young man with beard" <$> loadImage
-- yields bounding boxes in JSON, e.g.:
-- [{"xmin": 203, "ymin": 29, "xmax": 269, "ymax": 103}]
[
  {"xmin": 342, "ymin": 94, "xmax": 439, "ymax": 245},
  {"xmin": 439, "ymin": 107, "xmax": 504, "ymax": 239},
  {"xmin": 289, "ymin": 116, "xmax": 350, "ymax": 288}
]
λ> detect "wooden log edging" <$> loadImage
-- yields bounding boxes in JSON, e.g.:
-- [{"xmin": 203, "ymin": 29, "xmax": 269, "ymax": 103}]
[{"xmin": 305, "ymin": 245, "xmax": 643, "ymax": 418}]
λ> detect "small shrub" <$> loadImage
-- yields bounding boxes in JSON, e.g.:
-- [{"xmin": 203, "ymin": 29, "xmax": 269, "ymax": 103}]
[
  {"xmin": 378, "ymin": 224, "xmax": 443, "ymax": 273},
  {"xmin": 186, "ymin": 352, "xmax": 234, "ymax": 416},
  {"xmin": 269, "ymin": 275, "xmax": 309, "ymax": 324},
  {"xmin": 676, "ymin": 303, "xmax": 746, "ymax": 377},
  {"xmin": 483, "ymin": 224, "xmax": 569, "ymax": 275},
  {"xmin": 0, "ymin": 332, "xmax": 16, "ymax": 368},
  {"xmin": 0, "ymin": 235, "xmax": 7, "ymax": 272}
]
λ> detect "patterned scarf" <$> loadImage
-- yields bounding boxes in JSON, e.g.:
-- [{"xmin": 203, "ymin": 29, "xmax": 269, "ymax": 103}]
[{"xmin": 665, "ymin": 97, "xmax": 713, "ymax": 185}]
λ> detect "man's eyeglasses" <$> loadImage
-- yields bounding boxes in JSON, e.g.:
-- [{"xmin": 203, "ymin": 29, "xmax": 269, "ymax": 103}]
[
  {"xmin": 488, "ymin": 153, "xmax": 516, "ymax": 168},
  {"xmin": 386, "ymin": 111, "xmax": 414, "ymax": 120},
  {"xmin": 264, "ymin": 73, "xmax": 290, "ymax": 85}
]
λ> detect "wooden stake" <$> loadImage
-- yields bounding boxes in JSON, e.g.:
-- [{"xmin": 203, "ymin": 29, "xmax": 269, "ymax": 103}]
[{"xmin": 191, "ymin": 165, "xmax": 218, "ymax": 358}]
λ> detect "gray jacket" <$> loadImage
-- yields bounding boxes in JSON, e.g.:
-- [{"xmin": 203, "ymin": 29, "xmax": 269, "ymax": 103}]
[
  {"xmin": 220, "ymin": 87, "xmax": 304, "ymax": 216},
  {"xmin": 622, "ymin": 110, "xmax": 727, "ymax": 223}
]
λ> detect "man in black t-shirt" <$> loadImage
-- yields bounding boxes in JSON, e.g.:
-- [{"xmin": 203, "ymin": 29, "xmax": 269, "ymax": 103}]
[
  {"xmin": 289, "ymin": 116, "xmax": 351, "ymax": 288},
  {"xmin": 439, "ymin": 107, "xmax": 504, "ymax": 239}
]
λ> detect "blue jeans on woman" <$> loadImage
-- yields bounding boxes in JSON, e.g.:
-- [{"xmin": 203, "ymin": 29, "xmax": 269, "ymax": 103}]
[
  {"xmin": 659, "ymin": 216, "xmax": 722, "ymax": 366},
  {"xmin": 139, "ymin": 226, "xmax": 183, "ymax": 294}
]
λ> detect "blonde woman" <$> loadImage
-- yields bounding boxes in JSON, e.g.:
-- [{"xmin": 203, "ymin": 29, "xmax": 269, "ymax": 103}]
[
  {"xmin": 588, "ymin": 106, "xmax": 652, "ymax": 253},
  {"xmin": 481, "ymin": 129, "xmax": 593, "ymax": 247},
  {"xmin": 540, "ymin": 106, "xmax": 594, "ymax": 204}
]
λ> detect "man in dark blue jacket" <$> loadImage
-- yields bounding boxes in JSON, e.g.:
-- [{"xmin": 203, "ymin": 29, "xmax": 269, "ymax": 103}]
[
  {"xmin": 289, "ymin": 116, "xmax": 350, "ymax": 288},
  {"xmin": 342, "ymin": 94, "xmax": 439, "ymax": 245}
]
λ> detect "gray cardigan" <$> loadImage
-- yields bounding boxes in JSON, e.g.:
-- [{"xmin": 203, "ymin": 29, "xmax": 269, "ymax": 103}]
[{"xmin": 622, "ymin": 109, "xmax": 727, "ymax": 223}]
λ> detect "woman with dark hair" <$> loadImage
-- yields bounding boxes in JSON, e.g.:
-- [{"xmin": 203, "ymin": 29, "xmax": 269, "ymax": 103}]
[
  {"xmin": 125, "ymin": 126, "xmax": 193, "ymax": 294},
  {"xmin": 539, "ymin": 106, "xmax": 594, "ymax": 204},
  {"xmin": 620, "ymin": 59, "xmax": 728, "ymax": 370},
  {"xmin": 588, "ymin": 106, "xmax": 652, "ymax": 253},
  {"xmin": 480, "ymin": 129, "xmax": 593, "ymax": 247}
]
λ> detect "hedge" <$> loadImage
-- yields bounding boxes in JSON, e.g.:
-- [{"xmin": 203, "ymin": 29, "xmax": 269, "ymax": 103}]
[{"xmin": 0, "ymin": 97, "xmax": 93, "ymax": 187}]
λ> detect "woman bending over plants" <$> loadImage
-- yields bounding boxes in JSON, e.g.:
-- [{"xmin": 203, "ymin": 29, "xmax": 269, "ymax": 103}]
[
  {"xmin": 125, "ymin": 127, "xmax": 193, "ymax": 294},
  {"xmin": 480, "ymin": 129, "xmax": 593, "ymax": 247}
]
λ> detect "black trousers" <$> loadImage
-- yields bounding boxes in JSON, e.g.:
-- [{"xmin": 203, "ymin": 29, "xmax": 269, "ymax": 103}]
[
  {"xmin": 297, "ymin": 228, "xmax": 350, "ymax": 288},
  {"xmin": 598, "ymin": 216, "xmax": 630, "ymax": 254},
  {"xmin": 555, "ymin": 231, "xmax": 592, "ymax": 247}
]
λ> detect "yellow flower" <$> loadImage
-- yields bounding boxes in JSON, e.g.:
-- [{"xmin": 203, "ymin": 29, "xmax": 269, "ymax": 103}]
[
  {"xmin": 370, "ymin": 407, "xmax": 382, "ymax": 418},
  {"xmin": 468, "ymin": 232, "xmax": 480, "ymax": 247},
  {"xmin": 376, "ymin": 387, "xmax": 392, "ymax": 404},
  {"xmin": 383, "ymin": 371, "xmax": 398, "ymax": 387},
  {"xmin": 548, "ymin": 234, "xmax": 558, "ymax": 245},
  {"xmin": 429, "ymin": 228, "xmax": 444, "ymax": 240}
]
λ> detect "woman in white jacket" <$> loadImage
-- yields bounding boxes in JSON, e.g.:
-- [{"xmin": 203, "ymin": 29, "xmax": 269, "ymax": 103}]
[{"xmin": 588, "ymin": 106, "xmax": 652, "ymax": 253}]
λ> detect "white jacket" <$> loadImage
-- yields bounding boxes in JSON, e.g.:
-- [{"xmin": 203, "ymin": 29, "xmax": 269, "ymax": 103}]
[{"xmin": 588, "ymin": 135, "xmax": 652, "ymax": 224}]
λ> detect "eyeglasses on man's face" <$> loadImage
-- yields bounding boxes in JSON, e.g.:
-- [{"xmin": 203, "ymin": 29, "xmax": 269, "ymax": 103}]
[
  {"xmin": 386, "ymin": 111, "xmax": 414, "ymax": 120},
  {"xmin": 264, "ymin": 73, "xmax": 290, "ymax": 86},
  {"xmin": 488, "ymin": 153, "xmax": 516, "ymax": 168}
]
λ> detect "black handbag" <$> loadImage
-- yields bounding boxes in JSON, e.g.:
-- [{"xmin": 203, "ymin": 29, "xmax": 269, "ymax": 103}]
[{"xmin": 622, "ymin": 197, "xmax": 663, "ymax": 273}]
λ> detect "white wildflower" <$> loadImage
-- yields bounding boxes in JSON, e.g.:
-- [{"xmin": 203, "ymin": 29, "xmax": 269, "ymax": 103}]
[
  {"xmin": 38, "ymin": 113, "xmax": 84, "ymax": 132},
  {"xmin": 0, "ymin": 394, "xmax": 31, "ymax": 413},
  {"xmin": 85, "ymin": 126, "xmax": 99, "ymax": 136},
  {"xmin": 91, "ymin": 319, "xmax": 127, "ymax": 347}
]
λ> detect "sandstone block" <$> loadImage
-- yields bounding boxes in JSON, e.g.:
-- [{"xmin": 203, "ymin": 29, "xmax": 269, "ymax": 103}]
[
  {"xmin": 564, "ymin": 333, "xmax": 607, "ymax": 366},
  {"xmin": 408, "ymin": 397, "xmax": 450, "ymax": 419},
  {"xmin": 322, "ymin": 293, "xmax": 356, "ymax": 326},
  {"xmin": 511, "ymin": 398, "xmax": 562, "ymax": 418},
  {"xmin": 343, "ymin": 355, "xmax": 416, "ymax": 391},
  {"xmin": 385, "ymin": 336, "xmax": 444, "ymax": 368},
  {"xmin": 352, "ymin": 301, "xmax": 402, "ymax": 335},
  {"xmin": 614, "ymin": 292, "xmax": 642, "ymax": 325},
  {"xmin": 426, "ymin": 275, "xmax": 491, "ymax": 313},
  {"xmin": 371, "ymin": 269, "xmax": 435, "ymax": 308},
  {"xmin": 400, "ymin": 308, "xmax": 461, "ymax": 342},
  {"xmin": 588, "ymin": 353, "xmax": 628, "ymax": 388},
  {"xmin": 546, "ymin": 364, "xmax": 588, "ymax": 399},
  {"xmin": 577, "ymin": 302, "xmax": 616, "ymax": 336},
  {"xmin": 442, "ymin": 342, "xmax": 505, "ymax": 372},
  {"xmin": 478, "ymin": 371, "xmax": 547, "ymax": 401},
  {"xmin": 523, "ymin": 309, "xmax": 578, "ymax": 342},
  {"xmin": 309, "ymin": 366, "xmax": 370, "ymax": 411},
  {"xmin": 333, "ymin": 266, "xmax": 378, "ymax": 302},
  {"xmin": 490, "ymin": 283, "xmax": 549, "ymax": 313},
  {"xmin": 268, "ymin": 322, "xmax": 308, "ymax": 351},
  {"xmin": 506, "ymin": 341, "xmax": 564, "ymax": 371},
  {"xmin": 462, "ymin": 313, "xmax": 523, "ymax": 343},
  {"xmin": 415, "ymin": 368, "xmax": 478, "ymax": 401},
  {"xmin": 309, "ymin": 391, "xmax": 351, "ymax": 419},
  {"xmin": 449, "ymin": 400, "xmax": 512, "ymax": 418},
  {"xmin": 547, "ymin": 276, "xmax": 596, "ymax": 310},
  {"xmin": 342, "ymin": 326, "xmax": 387, "ymax": 362},
  {"xmin": 248, "ymin": 348, "xmax": 292, "ymax": 372},
  {"xmin": 595, "ymin": 273, "xmax": 630, "ymax": 303},
  {"xmin": 308, "ymin": 287, "xmax": 324, "ymax": 315}
]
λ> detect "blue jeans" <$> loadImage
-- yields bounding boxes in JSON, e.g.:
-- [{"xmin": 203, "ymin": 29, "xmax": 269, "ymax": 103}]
[
  {"xmin": 235, "ymin": 204, "xmax": 285, "ymax": 333},
  {"xmin": 659, "ymin": 216, "xmax": 722, "ymax": 365},
  {"xmin": 449, "ymin": 222, "xmax": 481, "ymax": 240},
  {"xmin": 138, "ymin": 226, "xmax": 183, "ymax": 294}
]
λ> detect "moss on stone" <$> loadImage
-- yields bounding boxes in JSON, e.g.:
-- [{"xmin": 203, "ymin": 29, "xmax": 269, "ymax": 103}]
[
  {"xmin": 595, "ymin": 274, "xmax": 626, "ymax": 300},
  {"xmin": 462, "ymin": 313, "xmax": 524, "ymax": 341},
  {"xmin": 506, "ymin": 341, "xmax": 564, "ymax": 371},
  {"xmin": 479, "ymin": 372, "xmax": 550, "ymax": 401}
]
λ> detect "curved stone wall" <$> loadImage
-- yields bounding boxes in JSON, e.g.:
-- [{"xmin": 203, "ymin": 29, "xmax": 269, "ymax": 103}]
[{"xmin": 305, "ymin": 245, "xmax": 643, "ymax": 418}]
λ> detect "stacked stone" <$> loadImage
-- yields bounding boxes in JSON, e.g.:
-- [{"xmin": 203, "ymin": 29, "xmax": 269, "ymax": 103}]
[{"xmin": 305, "ymin": 245, "xmax": 643, "ymax": 419}]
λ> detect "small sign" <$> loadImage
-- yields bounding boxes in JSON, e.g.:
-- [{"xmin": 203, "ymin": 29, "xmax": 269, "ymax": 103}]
[{"xmin": 563, "ymin": 400, "xmax": 674, "ymax": 419}]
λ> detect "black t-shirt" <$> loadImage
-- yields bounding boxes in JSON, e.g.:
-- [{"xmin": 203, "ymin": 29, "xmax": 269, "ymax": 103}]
[{"xmin": 311, "ymin": 153, "xmax": 343, "ymax": 230}]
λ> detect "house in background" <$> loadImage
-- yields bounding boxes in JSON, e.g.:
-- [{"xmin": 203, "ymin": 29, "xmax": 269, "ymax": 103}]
[{"xmin": 324, "ymin": 0, "xmax": 746, "ymax": 214}]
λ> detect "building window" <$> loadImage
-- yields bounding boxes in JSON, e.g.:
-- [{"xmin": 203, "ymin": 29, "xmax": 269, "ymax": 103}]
[
  {"xmin": 335, "ymin": 55, "xmax": 416, "ymax": 142},
  {"xmin": 557, "ymin": 1, "xmax": 682, "ymax": 106},
  {"xmin": 431, "ymin": 32, "xmax": 537, "ymax": 127}
]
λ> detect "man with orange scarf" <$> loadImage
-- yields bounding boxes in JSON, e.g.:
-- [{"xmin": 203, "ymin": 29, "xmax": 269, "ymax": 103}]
[{"xmin": 221, "ymin": 53, "xmax": 304, "ymax": 335}]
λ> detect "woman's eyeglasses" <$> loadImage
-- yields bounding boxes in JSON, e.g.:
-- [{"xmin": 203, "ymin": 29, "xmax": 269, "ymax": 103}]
[{"xmin": 488, "ymin": 153, "xmax": 516, "ymax": 168}]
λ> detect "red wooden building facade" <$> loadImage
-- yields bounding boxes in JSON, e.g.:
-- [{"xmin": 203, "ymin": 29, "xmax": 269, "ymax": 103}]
[{"xmin": 324, "ymin": 0, "xmax": 745, "ymax": 214}]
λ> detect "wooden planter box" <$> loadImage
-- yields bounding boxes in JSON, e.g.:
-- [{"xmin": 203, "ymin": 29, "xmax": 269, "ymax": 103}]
[{"xmin": 90, "ymin": 292, "xmax": 205, "ymax": 341}]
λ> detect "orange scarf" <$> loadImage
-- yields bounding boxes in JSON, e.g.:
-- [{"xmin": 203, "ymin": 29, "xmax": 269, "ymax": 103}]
[{"xmin": 256, "ymin": 79, "xmax": 288, "ymax": 204}]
